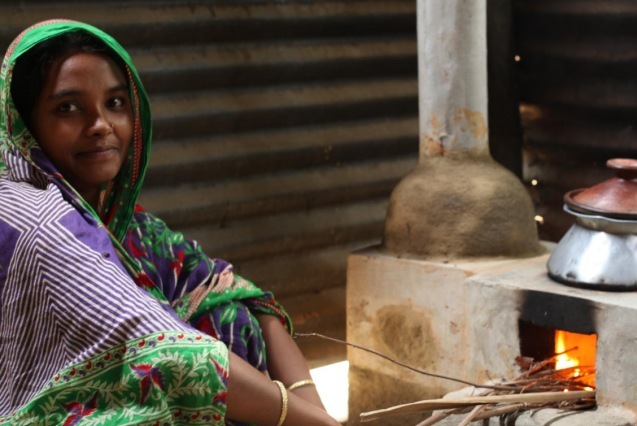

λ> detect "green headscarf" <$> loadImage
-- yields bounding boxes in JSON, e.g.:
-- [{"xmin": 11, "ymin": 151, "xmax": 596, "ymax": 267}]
[{"xmin": 0, "ymin": 19, "xmax": 151, "ymax": 243}]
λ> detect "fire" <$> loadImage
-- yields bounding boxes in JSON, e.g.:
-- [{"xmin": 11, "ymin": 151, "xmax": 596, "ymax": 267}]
[{"xmin": 554, "ymin": 330, "xmax": 596, "ymax": 387}]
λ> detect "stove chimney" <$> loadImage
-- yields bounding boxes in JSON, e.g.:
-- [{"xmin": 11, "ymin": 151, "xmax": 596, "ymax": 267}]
[{"xmin": 382, "ymin": 0, "xmax": 543, "ymax": 259}]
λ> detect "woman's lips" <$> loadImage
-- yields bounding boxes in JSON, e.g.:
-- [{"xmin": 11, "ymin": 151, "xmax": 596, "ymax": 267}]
[{"xmin": 76, "ymin": 146, "xmax": 118, "ymax": 161}]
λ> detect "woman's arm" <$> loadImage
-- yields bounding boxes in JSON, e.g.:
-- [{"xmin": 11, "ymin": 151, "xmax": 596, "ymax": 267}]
[
  {"xmin": 226, "ymin": 352, "xmax": 340, "ymax": 426},
  {"xmin": 256, "ymin": 314, "xmax": 327, "ymax": 409}
]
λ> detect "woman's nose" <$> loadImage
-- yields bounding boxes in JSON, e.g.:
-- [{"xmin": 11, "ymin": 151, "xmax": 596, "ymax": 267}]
[{"xmin": 86, "ymin": 109, "xmax": 112, "ymax": 137}]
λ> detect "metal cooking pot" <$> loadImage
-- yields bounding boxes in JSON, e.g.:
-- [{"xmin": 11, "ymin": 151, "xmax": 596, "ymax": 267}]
[{"xmin": 547, "ymin": 159, "xmax": 637, "ymax": 290}]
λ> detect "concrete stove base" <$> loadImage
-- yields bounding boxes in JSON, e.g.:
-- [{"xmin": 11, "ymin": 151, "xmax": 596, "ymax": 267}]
[{"xmin": 346, "ymin": 246, "xmax": 637, "ymax": 425}]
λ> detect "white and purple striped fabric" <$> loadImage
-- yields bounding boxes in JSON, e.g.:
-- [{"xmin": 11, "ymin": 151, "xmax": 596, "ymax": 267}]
[{"xmin": 0, "ymin": 151, "xmax": 195, "ymax": 414}]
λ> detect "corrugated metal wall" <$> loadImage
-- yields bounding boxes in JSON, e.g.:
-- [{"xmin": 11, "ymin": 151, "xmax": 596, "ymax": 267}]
[
  {"xmin": 513, "ymin": 0, "xmax": 637, "ymax": 242},
  {"xmin": 6, "ymin": 0, "xmax": 622, "ymax": 366},
  {"xmin": 0, "ymin": 1, "xmax": 419, "ymax": 365}
]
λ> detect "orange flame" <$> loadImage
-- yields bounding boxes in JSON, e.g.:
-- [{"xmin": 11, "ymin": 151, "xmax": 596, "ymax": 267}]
[{"xmin": 555, "ymin": 330, "xmax": 597, "ymax": 387}]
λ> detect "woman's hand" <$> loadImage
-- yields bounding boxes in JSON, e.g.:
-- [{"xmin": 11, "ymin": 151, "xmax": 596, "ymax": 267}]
[
  {"xmin": 226, "ymin": 352, "xmax": 341, "ymax": 425},
  {"xmin": 256, "ymin": 314, "xmax": 326, "ymax": 409}
]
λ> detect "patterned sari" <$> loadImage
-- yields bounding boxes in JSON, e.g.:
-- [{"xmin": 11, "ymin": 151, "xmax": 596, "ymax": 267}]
[{"xmin": 0, "ymin": 20, "xmax": 289, "ymax": 425}]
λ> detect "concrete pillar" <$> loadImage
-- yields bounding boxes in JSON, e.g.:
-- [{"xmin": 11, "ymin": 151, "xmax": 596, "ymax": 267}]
[
  {"xmin": 383, "ymin": 0, "xmax": 543, "ymax": 259},
  {"xmin": 418, "ymin": 0, "xmax": 489, "ymax": 161}
]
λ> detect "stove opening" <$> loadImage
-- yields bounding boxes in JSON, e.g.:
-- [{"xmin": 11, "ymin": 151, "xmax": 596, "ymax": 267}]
[{"xmin": 519, "ymin": 321, "xmax": 596, "ymax": 387}]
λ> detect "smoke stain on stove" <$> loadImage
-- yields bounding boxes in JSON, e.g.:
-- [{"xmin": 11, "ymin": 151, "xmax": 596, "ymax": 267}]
[
  {"xmin": 519, "ymin": 290, "xmax": 598, "ymax": 333},
  {"xmin": 372, "ymin": 304, "xmax": 438, "ymax": 369},
  {"xmin": 518, "ymin": 290, "xmax": 598, "ymax": 361}
]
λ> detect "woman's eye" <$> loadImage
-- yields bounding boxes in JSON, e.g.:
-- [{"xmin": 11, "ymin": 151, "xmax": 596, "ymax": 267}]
[
  {"xmin": 107, "ymin": 97, "xmax": 125, "ymax": 108},
  {"xmin": 57, "ymin": 103, "xmax": 78, "ymax": 113}
]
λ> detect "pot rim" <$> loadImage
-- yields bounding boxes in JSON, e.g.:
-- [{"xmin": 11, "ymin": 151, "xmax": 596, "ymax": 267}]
[
  {"xmin": 565, "ymin": 188, "xmax": 637, "ymax": 220},
  {"xmin": 564, "ymin": 158, "xmax": 637, "ymax": 219},
  {"xmin": 565, "ymin": 204, "xmax": 637, "ymax": 234}
]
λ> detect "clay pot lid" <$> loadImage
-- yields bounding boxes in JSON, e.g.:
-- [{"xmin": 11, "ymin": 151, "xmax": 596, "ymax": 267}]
[{"xmin": 565, "ymin": 158, "xmax": 637, "ymax": 219}]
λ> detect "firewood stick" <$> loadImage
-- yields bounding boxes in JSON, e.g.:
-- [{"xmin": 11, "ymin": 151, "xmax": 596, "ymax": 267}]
[
  {"xmin": 412, "ymin": 407, "xmax": 468, "ymax": 426},
  {"xmin": 413, "ymin": 412, "xmax": 452, "ymax": 426},
  {"xmin": 414, "ymin": 403, "xmax": 538, "ymax": 426},
  {"xmin": 472, "ymin": 403, "xmax": 529, "ymax": 420},
  {"xmin": 458, "ymin": 405, "xmax": 487, "ymax": 426},
  {"xmin": 413, "ymin": 388, "xmax": 496, "ymax": 426},
  {"xmin": 359, "ymin": 390, "xmax": 595, "ymax": 422}
]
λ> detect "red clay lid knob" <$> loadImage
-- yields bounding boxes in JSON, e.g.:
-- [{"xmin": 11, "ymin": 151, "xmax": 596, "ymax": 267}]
[{"xmin": 607, "ymin": 158, "xmax": 637, "ymax": 181}]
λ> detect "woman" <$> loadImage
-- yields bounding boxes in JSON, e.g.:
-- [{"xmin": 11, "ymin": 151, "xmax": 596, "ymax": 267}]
[{"xmin": 0, "ymin": 20, "xmax": 339, "ymax": 425}]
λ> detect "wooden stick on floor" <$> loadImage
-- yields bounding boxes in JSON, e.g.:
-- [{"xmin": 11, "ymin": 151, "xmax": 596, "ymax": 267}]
[{"xmin": 359, "ymin": 390, "xmax": 595, "ymax": 422}]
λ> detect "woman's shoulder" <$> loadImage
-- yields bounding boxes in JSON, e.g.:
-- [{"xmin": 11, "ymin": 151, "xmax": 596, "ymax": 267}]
[
  {"xmin": 0, "ymin": 175, "xmax": 50, "ymax": 197},
  {"xmin": 128, "ymin": 203, "xmax": 187, "ymax": 248},
  {"xmin": 0, "ymin": 178, "xmax": 72, "ymax": 224},
  {"xmin": 130, "ymin": 204, "xmax": 174, "ymax": 234}
]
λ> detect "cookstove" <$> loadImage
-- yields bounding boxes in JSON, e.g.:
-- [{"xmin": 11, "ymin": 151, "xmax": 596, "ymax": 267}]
[
  {"xmin": 346, "ymin": 0, "xmax": 637, "ymax": 424},
  {"xmin": 347, "ymin": 248, "xmax": 637, "ymax": 425}
]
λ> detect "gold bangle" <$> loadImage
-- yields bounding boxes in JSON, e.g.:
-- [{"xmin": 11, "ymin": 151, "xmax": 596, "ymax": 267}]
[
  {"xmin": 273, "ymin": 380, "xmax": 288, "ymax": 426},
  {"xmin": 287, "ymin": 379, "xmax": 316, "ymax": 392}
]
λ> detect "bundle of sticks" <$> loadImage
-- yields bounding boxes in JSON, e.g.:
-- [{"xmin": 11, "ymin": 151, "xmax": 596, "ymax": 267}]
[
  {"xmin": 294, "ymin": 333, "xmax": 596, "ymax": 426},
  {"xmin": 360, "ymin": 352, "xmax": 596, "ymax": 425}
]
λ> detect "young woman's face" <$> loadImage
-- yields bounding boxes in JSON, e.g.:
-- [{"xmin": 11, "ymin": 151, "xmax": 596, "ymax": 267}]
[{"xmin": 30, "ymin": 51, "xmax": 132, "ymax": 206}]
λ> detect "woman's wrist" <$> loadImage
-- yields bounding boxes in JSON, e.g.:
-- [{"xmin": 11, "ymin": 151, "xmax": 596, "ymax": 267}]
[
  {"xmin": 287, "ymin": 379, "xmax": 316, "ymax": 392},
  {"xmin": 273, "ymin": 380, "xmax": 289, "ymax": 426}
]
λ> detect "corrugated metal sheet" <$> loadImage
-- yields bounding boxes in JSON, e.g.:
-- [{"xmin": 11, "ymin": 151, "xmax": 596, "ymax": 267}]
[
  {"xmin": 0, "ymin": 1, "xmax": 419, "ymax": 365},
  {"xmin": 513, "ymin": 0, "xmax": 637, "ymax": 241},
  {"xmin": 8, "ymin": 0, "xmax": 628, "ymax": 365}
]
